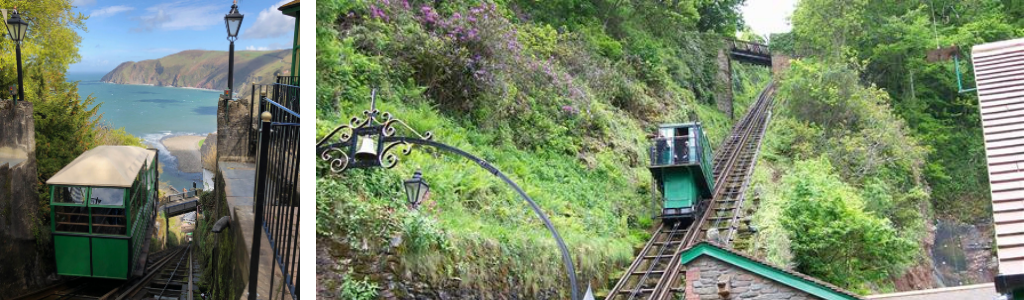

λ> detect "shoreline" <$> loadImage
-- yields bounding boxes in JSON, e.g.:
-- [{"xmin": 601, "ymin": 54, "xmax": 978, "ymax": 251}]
[
  {"xmin": 159, "ymin": 134, "xmax": 207, "ymax": 174},
  {"xmin": 99, "ymin": 81, "xmax": 220, "ymax": 92}
]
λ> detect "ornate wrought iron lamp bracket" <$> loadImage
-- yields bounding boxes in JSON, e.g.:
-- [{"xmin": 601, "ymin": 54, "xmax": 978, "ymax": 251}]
[{"xmin": 316, "ymin": 90, "xmax": 434, "ymax": 173}]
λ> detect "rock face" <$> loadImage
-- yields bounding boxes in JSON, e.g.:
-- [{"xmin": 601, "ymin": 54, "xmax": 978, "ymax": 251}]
[
  {"xmin": 101, "ymin": 49, "xmax": 292, "ymax": 95},
  {"xmin": 0, "ymin": 100, "xmax": 56, "ymax": 298}
]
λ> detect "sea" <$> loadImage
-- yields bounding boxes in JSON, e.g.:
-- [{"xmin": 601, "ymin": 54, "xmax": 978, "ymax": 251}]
[{"xmin": 67, "ymin": 72, "xmax": 220, "ymax": 192}]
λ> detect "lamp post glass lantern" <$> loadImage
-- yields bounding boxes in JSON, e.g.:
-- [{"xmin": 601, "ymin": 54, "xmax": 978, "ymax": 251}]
[
  {"xmin": 6, "ymin": 8, "xmax": 27, "ymax": 104},
  {"xmin": 405, "ymin": 170, "xmax": 429, "ymax": 209},
  {"xmin": 224, "ymin": 1, "xmax": 243, "ymax": 94}
]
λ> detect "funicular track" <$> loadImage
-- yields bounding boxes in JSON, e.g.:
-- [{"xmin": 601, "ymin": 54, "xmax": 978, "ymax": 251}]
[
  {"xmin": 606, "ymin": 83, "xmax": 776, "ymax": 300},
  {"xmin": 118, "ymin": 242, "xmax": 194, "ymax": 300},
  {"xmin": 14, "ymin": 246, "xmax": 190, "ymax": 300}
]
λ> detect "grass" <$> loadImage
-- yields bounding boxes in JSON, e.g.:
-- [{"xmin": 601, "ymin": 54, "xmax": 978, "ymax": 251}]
[{"xmin": 198, "ymin": 138, "xmax": 204, "ymax": 148}]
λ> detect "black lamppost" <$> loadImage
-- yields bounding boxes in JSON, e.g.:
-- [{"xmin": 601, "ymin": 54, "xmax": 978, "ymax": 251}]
[
  {"xmin": 316, "ymin": 90, "xmax": 581, "ymax": 300},
  {"xmin": 224, "ymin": 1, "xmax": 243, "ymax": 95},
  {"xmin": 6, "ymin": 8, "xmax": 28, "ymax": 105}
]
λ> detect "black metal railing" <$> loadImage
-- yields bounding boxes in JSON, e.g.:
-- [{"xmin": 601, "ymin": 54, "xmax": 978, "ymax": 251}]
[
  {"xmin": 248, "ymin": 78, "xmax": 299, "ymax": 159},
  {"xmin": 277, "ymin": 75, "xmax": 299, "ymax": 86},
  {"xmin": 249, "ymin": 83, "xmax": 300, "ymax": 300},
  {"xmin": 650, "ymin": 137, "xmax": 697, "ymax": 166}
]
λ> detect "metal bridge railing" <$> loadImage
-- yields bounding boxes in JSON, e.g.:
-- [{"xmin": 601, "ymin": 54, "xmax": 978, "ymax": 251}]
[
  {"xmin": 248, "ymin": 81, "xmax": 300, "ymax": 300},
  {"xmin": 158, "ymin": 189, "xmax": 202, "ymax": 206}
]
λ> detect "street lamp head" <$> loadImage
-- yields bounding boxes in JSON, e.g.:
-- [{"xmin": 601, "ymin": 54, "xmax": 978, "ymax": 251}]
[
  {"xmin": 224, "ymin": 1, "xmax": 244, "ymax": 41},
  {"xmin": 404, "ymin": 169, "xmax": 430, "ymax": 209},
  {"xmin": 6, "ymin": 8, "xmax": 28, "ymax": 43}
]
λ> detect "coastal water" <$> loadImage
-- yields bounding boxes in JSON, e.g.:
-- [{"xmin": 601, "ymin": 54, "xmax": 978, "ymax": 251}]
[{"xmin": 68, "ymin": 72, "xmax": 220, "ymax": 192}]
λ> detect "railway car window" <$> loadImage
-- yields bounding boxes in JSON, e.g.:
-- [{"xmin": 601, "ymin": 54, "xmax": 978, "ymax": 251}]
[
  {"xmin": 53, "ymin": 186, "xmax": 86, "ymax": 204},
  {"xmin": 90, "ymin": 188, "xmax": 125, "ymax": 206},
  {"xmin": 54, "ymin": 206, "xmax": 90, "ymax": 233},
  {"xmin": 91, "ymin": 207, "xmax": 127, "ymax": 235}
]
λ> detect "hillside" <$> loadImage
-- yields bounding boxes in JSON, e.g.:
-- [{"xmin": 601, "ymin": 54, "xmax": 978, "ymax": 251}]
[
  {"xmin": 101, "ymin": 49, "xmax": 292, "ymax": 94},
  {"xmin": 317, "ymin": 1, "xmax": 764, "ymax": 299}
]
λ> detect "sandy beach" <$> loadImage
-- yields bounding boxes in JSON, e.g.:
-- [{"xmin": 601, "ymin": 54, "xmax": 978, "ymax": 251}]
[{"xmin": 162, "ymin": 135, "xmax": 205, "ymax": 173}]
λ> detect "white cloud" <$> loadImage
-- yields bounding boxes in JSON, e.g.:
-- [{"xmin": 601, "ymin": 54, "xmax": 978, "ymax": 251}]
[
  {"xmin": 73, "ymin": 0, "xmax": 96, "ymax": 6},
  {"xmin": 132, "ymin": 2, "xmax": 222, "ymax": 32},
  {"xmin": 244, "ymin": 43, "xmax": 289, "ymax": 51},
  {"xmin": 242, "ymin": 0, "xmax": 295, "ymax": 39},
  {"xmin": 91, "ymin": 6, "xmax": 135, "ymax": 18}
]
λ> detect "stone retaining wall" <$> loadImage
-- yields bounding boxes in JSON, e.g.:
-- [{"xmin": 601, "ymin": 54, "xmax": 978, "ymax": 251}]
[
  {"xmin": 0, "ymin": 100, "xmax": 57, "ymax": 299},
  {"xmin": 685, "ymin": 256, "xmax": 821, "ymax": 300}
]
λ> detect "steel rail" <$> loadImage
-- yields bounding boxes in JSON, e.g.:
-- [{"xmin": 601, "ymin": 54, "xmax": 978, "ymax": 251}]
[
  {"xmin": 154, "ymin": 243, "xmax": 191, "ymax": 300},
  {"xmin": 643, "ymin": 83, "xmax": 775, "ymax": 300},
  {"xmin": 116, "ymin": 245, "xmax": 190, "ymax": 300}
]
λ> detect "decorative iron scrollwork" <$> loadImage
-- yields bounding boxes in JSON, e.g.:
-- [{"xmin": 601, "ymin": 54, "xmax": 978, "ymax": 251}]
[{"xmin": 316, "ymin": 89, "xmax": 434, "ymax": 173}]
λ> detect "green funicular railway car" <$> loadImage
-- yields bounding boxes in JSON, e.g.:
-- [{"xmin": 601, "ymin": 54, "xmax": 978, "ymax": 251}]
[
  {"xmin": 649, "ymin": 123, "xmax": 715, "ymax": 223},
  {"xmin": 47, "ymin": 146, "xmax": 158, "ymax": 280}
]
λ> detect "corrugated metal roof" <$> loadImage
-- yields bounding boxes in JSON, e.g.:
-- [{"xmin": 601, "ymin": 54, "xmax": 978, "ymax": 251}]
[
  {"xmin": 972, "ymin": 37, "xmax": 1024, "ymax": 276},
  {"xmin": 46, "ymin": 146, "xmax": 156, "ymax": 187},
  {"xmin": 865, "ymin": 283, "xmax": 997, "ymax": 300}
]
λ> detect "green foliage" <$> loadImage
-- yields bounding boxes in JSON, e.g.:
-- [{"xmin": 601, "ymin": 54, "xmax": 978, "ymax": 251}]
[
  {"xmin": 778, "ymin": 159, "xmax": 916, "ymax": 292},
  {"xmin": 787, "ymin": 0, "xmax": 1024, "ymax": 222},
  {"xmin": 750, "ymin": 59, "xmax": 930, "ymax": 292},
  {"xmin": 318, "ymin": 0, "xmax": 757, "ymax": 296},
  {"xmin": 339, "ymin": 274, "xmax": 379, "ymax": 300}
]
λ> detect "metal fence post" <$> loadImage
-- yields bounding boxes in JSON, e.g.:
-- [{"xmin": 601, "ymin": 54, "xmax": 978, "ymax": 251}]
[{"xmin": 248, "ymin": 111, "xmax": 272, "ymax": 300}]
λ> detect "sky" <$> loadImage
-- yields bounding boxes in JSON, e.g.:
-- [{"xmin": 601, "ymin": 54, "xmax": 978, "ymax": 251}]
[
  {"xmin": 69, "ymin": 0, "xmax": 296, "ymax": 73},
  {"xmin": 740, "ymin": 0, "xmax": 797, "ymax": 41}
]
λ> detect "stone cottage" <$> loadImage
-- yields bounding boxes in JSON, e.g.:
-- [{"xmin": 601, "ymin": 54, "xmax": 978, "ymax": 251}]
[{"xmin": 679, "ymin": 242, "xmax": 863, "ymax": 300}]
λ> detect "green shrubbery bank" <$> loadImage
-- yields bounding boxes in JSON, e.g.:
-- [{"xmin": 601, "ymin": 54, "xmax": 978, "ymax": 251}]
[{"xmin": 317, "ymin": 0, "xmax": 757, "ymax": 298}]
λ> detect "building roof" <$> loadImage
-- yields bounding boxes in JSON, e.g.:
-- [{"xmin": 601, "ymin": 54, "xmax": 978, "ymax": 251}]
[
  {"xmin": 279, "ymin": 0, "xmax": 299, "ymax": 15},
  {"xmin": 865, "ymin": 283, "xmax": 997, "ymax": 300},
  {"xmin": 47, "ymin": 146, "xmax": 156, "ymax": 188},
  {"xmin": 680, "ymin": 242, "xmax": 864, "ymax": 300}
]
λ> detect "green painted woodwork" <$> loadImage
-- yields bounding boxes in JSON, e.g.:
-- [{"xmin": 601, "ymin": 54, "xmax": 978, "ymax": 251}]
[
  {"xmin": 679, "ymin": 243, "xmax": 861, "ymax": 300},
  {"xmin": 662, "ymin": 169, "xmax": 698, "ymax": 208},
  {"xmin": 54, "ymin": 235, "xmax": 91, "ymax": 277},
  {"xmin": 91, "ymin": 237, "xmax": 129, "ymax": 279},
  {"xmin": 49, "ymin": 154, "xmax": 158, "ymax": 280}
]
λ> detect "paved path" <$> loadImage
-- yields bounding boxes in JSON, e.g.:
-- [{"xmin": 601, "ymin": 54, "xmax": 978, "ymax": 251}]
[{"xmin": 221, "ymin": 161, "xmax": 295, "ymax": 300}]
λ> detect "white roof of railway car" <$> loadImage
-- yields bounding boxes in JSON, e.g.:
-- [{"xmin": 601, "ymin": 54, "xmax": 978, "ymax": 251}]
[{"xmin": 47, "ymin": 146, "xmax": 156, "ymax": 188}]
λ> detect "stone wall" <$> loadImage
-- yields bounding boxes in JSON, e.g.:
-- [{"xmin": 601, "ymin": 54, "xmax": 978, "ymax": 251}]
[
  {"xmin": 771, "ymin": 55, "xmax": 792, "ymax": 81},
  {"xmin": 716, "ymin": 49, "xmax": 735, "ymax": 119},
  {"xmin": 217, "ymin": 94, "xmax": 255, "ymax": 163},
  {"xmin": 684, "ymin": 256, "xmax": 821, "ymax": 300},
  {"xmin": 0, "ymin": 100, "xmax": 57, "ymax": 299}
]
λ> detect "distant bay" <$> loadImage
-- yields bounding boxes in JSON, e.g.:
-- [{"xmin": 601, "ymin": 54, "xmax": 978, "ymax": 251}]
[{"xmin": 68, "ymin": 72, "xmax": 221, "ymax": 192}]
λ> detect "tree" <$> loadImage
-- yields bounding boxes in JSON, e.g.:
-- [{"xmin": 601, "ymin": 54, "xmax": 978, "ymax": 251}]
[{"xmin": 779, "ymin": 159, "xmax": 916, "ymax": 292}]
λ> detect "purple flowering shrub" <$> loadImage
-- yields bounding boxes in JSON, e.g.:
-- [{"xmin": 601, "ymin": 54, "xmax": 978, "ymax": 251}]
[{"xmin": 356, "ymin": 0, "xmax": 603, "ymax": 153}]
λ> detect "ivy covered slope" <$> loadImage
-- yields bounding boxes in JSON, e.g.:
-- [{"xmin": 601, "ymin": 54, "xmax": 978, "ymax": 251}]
[
  {"xmin": 316, "ymin": 0, "xmax": 758, "ymax": 298},
  {"xmin": 748, "ymin": 0, "xmax": 1024, "ymax": 294}
]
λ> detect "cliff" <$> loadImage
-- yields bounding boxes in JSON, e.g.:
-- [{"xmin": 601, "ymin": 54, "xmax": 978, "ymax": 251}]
[{"xmin": 101, "ymin": 49, "xmax": 292, "ymax": 94}]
